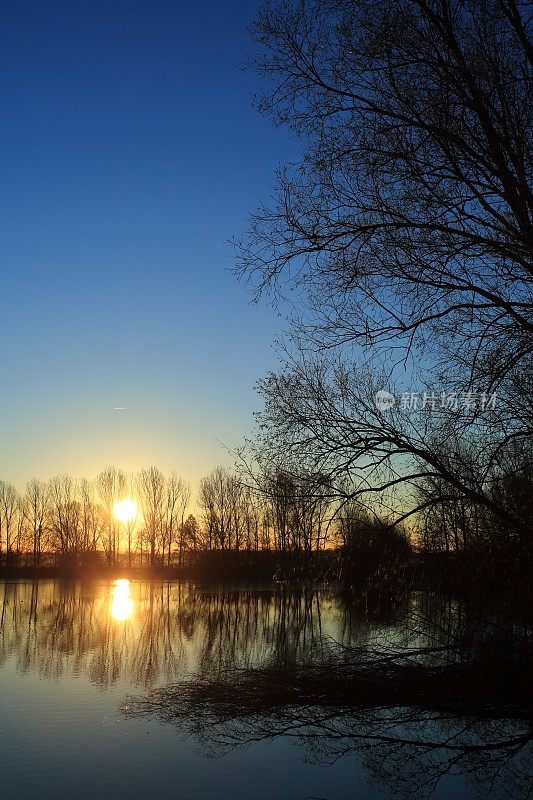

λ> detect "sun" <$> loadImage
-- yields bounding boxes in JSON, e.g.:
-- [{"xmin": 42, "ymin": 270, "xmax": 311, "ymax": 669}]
[{"xmin": 113, "ymin": 498, "xmax": 137, "ymax": 523}]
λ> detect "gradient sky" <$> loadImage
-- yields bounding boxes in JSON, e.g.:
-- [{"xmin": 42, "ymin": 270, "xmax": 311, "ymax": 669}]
[{"xmin": 1, "ymin": 0, "xmax": 294, "ymax": 491}]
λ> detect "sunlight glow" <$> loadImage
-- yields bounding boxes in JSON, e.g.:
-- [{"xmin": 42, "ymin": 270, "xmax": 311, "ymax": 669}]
[
  {"xmin": 111, "ymin": 579, "xmax": 133, "ymax": 622},
  {"xmin": 113, "ymin": 498, "xmax": 137, "ymax": 524}
]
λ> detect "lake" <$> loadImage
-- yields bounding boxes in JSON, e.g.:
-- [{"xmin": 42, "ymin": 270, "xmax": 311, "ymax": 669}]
[{"xmin": 0, "ymin": 579, "xmax": 530, "ymax": 799}]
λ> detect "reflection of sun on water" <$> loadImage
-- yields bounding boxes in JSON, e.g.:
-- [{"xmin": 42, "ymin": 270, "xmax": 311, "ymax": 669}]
[{"xmin": 111, "ymin": 579, "xmax": 133, "ymax": 621}]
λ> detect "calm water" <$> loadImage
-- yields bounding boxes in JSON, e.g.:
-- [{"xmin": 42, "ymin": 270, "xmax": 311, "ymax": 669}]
[{"xmin": 0, "ymin": 579, "xmax": 529, "ymax": 799}]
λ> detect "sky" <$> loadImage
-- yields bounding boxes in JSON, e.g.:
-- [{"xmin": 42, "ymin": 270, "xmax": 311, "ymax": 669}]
[{"xmin": 0, "ymin": 0, "xmax": 294, "ymax": 491}]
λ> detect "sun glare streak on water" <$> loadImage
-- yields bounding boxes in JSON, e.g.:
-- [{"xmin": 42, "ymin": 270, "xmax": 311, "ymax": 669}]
[{"xmin": 111, "ymin": 579, "xmax": 133, "ymax": 621}]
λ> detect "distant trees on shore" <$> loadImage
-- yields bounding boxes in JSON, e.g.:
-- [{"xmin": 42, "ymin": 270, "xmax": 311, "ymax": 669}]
[
  {"xmin": 0, "ymin": 468, "xmax": 191, "ymax": 567},
  {"xmin": 0, "ymin": 456, "xmax": 530, "ymax": 575},
  {"xmin": 0, "ymin": 463, "xmax": 403, "ymax": 569},
  {"xmin": 0, "ymin": 464, "xmax": 339, "ymax": 567}
]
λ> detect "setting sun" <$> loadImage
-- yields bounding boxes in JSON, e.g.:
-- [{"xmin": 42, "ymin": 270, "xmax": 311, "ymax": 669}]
[{"xmin": 113, "ymin": 498, "xmax": 137, "ymax": 523}]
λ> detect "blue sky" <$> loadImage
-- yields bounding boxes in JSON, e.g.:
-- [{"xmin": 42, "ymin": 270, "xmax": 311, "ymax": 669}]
[{"xmin": 0, "ymin": 0, "xmax": 293, "ymax": 490}]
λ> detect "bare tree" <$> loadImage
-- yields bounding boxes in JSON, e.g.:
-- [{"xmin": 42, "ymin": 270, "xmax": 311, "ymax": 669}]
[
  {"xmin": 22, "ymin": 478, "xmax": 50, "ymax": 565},
  {"xmin": 158, "ymin": 472, "xmax": 190, "ymax": 567},
  {"xmin": 198, "ymin": 467, "xmax": 248, "ymax": 553},
  {"xmin": 96, "ymin": 466, "xmax": 126, "ymax": 565},
  {"xmin": 237, "ymin": 0, "xmax": 533, "ymax": 545},
  {"xmin": 0, "ymin": 482, "xmax": 20, "ymax": 562},
  {"xmin": 48, "ymin": 475, "xmax": 81, "ymax": 560},
  {"xmin": 136, "ymin": 467, "xmax": 165, "ymax": 567},
  {"xmin": 199, "ymin": 467, "xmax": 231, "ymax": 552},
  {"xmin": 79, "ymin": 478, "xmax": 103, "ymax": 560},
  {"xmin": 181, "ymin": 514, "xmax": 200, "ymax": 555},
  {"xmin": 175, "ymin": 477, "xmax": 190, "ymax": 567}
]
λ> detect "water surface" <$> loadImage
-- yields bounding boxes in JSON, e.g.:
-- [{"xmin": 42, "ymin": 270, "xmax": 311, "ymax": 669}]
[{"xmin": 0, "ymin": 579, "xmax": 529, "ymax": 799}]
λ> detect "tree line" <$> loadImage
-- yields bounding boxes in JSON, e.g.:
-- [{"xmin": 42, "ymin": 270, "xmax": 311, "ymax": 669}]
[
  {"xmin": 0, "ymin": 468, "xmax": 189, "ymax": 567},
  {"xmin": 0, "ymin": 465, "xmax": 341, "ymax": 567},
  {"xmin": 0, "ymin": 464, "xmax": 371, "ymax": 568},
  {"xmin": 0, "ymin": 454, "xmax": 529, "ymax": 574}
]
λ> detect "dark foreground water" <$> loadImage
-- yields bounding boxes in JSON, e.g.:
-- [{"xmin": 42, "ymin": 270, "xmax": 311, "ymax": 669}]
[{"xmin": 0, "ymin": 579, "xmax": 530, "ymax": 799}]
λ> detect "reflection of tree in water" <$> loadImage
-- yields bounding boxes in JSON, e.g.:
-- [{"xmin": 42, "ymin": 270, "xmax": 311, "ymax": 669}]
[
  {"xmin": 190, "ymin": 585, "xmax": 334, "ymax": 676},
  {"xmin": 0, "ymin": 580, "xmax": 190, "ymax": 687},
  {"xmin": 0, "ymin": 580, "xmax": 389, "ymax": 688},
  {"xmin": 124, "ymin": 593, "xmax": 532, "ymax": 799},
  {"xmin": 126, "ymin": 657, "xmax": 531, "ymax": 798}
]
